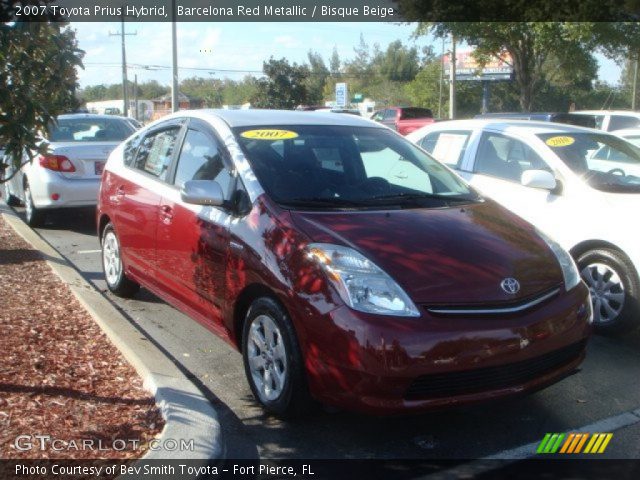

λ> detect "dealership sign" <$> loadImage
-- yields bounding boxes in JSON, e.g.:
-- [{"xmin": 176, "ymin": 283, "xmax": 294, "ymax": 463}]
[{"xmin": 443, "ymin": 50, "xmax": 513, "ymax": 81}]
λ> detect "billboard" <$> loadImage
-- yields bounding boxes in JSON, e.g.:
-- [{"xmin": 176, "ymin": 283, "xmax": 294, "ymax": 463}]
[{"xmin": 443, "ymin": 50, "xmax": 513, "ymax": 81}]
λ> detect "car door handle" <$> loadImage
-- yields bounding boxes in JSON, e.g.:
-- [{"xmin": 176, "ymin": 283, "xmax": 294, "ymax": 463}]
[
  {"xmin": 160, "ymin": 205, "xmax": 173, "ymax": 223},
  {"xmin": 115, "ymin": 186, "xmax": 126, "ymax": 197}
]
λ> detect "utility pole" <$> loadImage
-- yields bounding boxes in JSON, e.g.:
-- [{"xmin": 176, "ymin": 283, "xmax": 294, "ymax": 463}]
[
  {"xmin": 109, "ymin": 18, "xmax": 136, "ymax": 117},
  {"xmin": 171, "ymin": 0, "xmax": 179, "ymax": 113},
  {"xmin": 438, "ymin": 37, "xmax": 444, "ymax": 119},
  {"xmin": 134, "ymin": 74, "xmax": 138, "ymax": 121},
  {"xmin": 633, "ymin": 53, "xmax": 639, "ymax": 111},
  {"xmin": 449, "ymin": 33, "xmax": 457, "ymax": 120}
]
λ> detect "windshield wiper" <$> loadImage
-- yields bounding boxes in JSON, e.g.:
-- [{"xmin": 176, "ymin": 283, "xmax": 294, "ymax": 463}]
[
  {"xmin": 370, "ymin": 192, "xmax": 475, "ymax": 203},
  {"xmin": 279, "ymin": 197, "xmax": 369, "ymax": 208}
]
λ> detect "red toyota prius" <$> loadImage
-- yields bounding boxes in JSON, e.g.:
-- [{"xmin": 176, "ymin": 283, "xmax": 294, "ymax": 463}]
[{"xmin": 97, "ymin": 110, "xmax": 592, "ymax": 416}]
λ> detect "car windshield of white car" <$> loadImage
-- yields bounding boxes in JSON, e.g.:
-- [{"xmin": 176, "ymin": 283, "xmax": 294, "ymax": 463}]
[
  {"xmin": 234, "ymin": 125, "xmax": 480, "ymax": 210},
  {"xmin": 539, "ymin": 132, "xmax": 640, "ymax": 193},
  {"xmin": 48, "ymin": 118, "xmax": 135, "ymax": 142}
]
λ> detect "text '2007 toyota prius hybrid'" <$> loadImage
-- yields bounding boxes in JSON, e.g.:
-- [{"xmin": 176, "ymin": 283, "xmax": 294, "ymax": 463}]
[{"xmin": 97, "ymin": 110, "xmax": 592, "ymax": 416}]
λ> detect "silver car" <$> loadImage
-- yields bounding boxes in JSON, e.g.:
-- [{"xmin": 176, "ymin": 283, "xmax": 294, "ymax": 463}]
[{"xmin": 2, "ymin": 114, "xmax": 135, "ymax": 226}]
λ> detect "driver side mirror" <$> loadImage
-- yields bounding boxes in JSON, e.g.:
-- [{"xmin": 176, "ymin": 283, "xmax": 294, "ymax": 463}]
[
  {"xmin": 521, "ymin": 170, "xmax": 557, "ymax": 191},
  {"xmin": 181, "ymin": 180, "xmax": 225, "ymax": 206}
]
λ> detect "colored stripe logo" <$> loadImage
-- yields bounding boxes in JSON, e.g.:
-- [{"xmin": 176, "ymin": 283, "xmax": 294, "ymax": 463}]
[{"xmin": 537, "ymin": 433, "xmax": 613, "ymax": 454}]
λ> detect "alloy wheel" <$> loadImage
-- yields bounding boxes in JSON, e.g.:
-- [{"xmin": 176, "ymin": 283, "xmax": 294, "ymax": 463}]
[
  {"xmin": 581, "ymin": 262, "xmax": 625, "ymax": 325},
  {"xmin": 247, "ymin": 314, "xmax": 288, "ymax": 402},
  {"xmin": 102, "ymin": 230, "xmax": 122, "ymax": 287}
]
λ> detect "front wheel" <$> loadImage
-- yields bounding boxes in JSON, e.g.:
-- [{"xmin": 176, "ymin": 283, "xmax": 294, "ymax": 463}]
[
  {"xmin": 577, "ymin": 249, "xmax": 640, "ymax": 334},
  {"xmin": 242, "ymin": 297, "xmax": 313, "ymax": 418},
  {"xmin": 101, "ymin": 223, "xmax": 139, "ymax": 298}
]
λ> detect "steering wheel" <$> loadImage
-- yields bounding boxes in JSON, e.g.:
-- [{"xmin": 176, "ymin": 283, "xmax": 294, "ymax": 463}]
[
  {"xmin": 359, "ymin": 177, "xmax": 391, "ymax": 196},
  {"xmin": 608, "ymin": 168, "xmax": 625, "ymax": 176}
]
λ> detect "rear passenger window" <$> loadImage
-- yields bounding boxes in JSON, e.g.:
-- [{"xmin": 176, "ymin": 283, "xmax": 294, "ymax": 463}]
[
  {"xmin": 173, "ymin": 129, "xmax": 232, "ymax": 198},
  {"xmin": 420, "ymin": 131, "xmax": 471, "ymax": 168},
  {"xmin": 134, "ymin": 128, "xmax": 181, "ymax": 180}
]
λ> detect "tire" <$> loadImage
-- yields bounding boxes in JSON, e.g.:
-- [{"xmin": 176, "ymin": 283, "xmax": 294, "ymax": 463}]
[
  {"xmin": 2, "ymin": 180, "xmax": 20, "ymax": 206},
  {"xmin": 24, "ymin": 181, "xmax": 46, "ymax": 227},
  {"xmin": 101, "ymin": 223, "xmax": 140, "ymax": 298},
  {"xmin": 242, "ymin": 297, "xmax": 313, "ymax": 418},
  {"xmin": 577, "ymin": 248, "xmax": 640, "ymax": 334}
]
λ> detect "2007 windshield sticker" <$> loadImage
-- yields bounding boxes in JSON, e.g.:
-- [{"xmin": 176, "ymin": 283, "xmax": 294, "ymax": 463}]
[
  {"xmin": 545, "ymin": 136, "xmax": 575, "ymax": 147},
  {"xmin": 241, "ymin": 129, "xmax": 298, "ymax": 140}
]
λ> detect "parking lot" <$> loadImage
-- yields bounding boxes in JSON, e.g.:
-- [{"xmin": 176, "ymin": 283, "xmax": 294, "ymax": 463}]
[{"xmin": 9, "ymin": 206, "xmax": 639, "ymax": 461}]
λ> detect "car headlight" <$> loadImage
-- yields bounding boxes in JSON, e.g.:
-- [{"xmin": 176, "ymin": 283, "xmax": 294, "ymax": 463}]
[
  {"xmin": 308, "ymin": 243, "xmax": 420, "ymax": 317},
  {"xmin": 536, "ymin": 229, "xmax": 581, "ymax": 291}
]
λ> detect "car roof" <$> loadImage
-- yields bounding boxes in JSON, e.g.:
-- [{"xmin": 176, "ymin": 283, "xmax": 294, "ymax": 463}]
[
  {"xmin": 421, "ymin": 118, "xmax": 601, "ymax": 135},
  {"xmin": 573, "ymin": 110, "xmax": 640, "ymax": 116},
  {"xmin": 613, "ymin": 128, "xmax": 640, "ymax": 136},
  {"xmin": 57, "ymin": 113, "xmax": 130, "ymax": 121},
  {"xmin": 187, "ymin": 109, "xmax": 381, "ymax": 128}
]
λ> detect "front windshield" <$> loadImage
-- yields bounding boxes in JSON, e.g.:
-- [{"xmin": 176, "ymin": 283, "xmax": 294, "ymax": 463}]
[
  {"xmin": 538, "ymin": 132, "xmax": 640, "ymax": 193},
  {"xmin": 233, "ymin": 125, "xmax": 479, "ymax": 209}
]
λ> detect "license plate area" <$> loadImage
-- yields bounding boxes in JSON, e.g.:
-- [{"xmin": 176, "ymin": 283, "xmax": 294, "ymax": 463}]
[{"xmin": 95, "ymin": 161, "xmax": 105, "ymax": 175}]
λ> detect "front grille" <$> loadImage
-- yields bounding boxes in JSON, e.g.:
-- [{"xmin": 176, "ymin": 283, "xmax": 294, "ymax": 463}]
[{"xmin": 405, "ymin": 341, "xmax": 586, "ymax": 400}]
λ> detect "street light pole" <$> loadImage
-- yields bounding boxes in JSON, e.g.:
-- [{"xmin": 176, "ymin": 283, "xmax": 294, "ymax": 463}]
[{"xmin": 171, "ymin": 0, "xmax": 179, "ymax": 113}]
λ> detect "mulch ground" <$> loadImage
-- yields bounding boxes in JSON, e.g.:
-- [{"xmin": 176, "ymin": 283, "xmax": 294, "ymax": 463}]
[{"xmin": 0, "ymin": 215, "xmax": 164, "ymax": 459}]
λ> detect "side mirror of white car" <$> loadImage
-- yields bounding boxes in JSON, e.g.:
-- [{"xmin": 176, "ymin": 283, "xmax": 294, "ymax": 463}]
[{"xmin": 521, "ymin": 170, "xmax": 557, "ymax": 190}]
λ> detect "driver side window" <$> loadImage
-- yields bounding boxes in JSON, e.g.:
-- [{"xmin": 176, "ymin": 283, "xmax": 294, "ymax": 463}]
[{"xmin": 475, "ymin": 133, "xmax": 550, "ymax": 183}]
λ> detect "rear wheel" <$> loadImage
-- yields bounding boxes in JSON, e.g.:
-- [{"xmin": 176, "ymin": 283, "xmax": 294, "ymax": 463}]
[
  {"xmin": 24, "ymin": 181, "xmax": 45, "ymax": 227},
  {"xmin": 2, "ymin": 179, "xmax": 20, "ymax": 206},
  {"xmin": 577, "ymin": 249, "xmax": 640, "ymax": 334},
  {"xmin": 102, "ymin": 223, "xmax": 139, "ymax": 297},
  {"xmin": 242, "ymin": 297, "xmax": 313, "ymax": 418}
]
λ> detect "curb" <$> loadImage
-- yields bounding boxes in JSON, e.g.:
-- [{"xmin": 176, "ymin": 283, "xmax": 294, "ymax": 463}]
[{"xmin": 1, "ymin": 203, "xmax": 224, "ymax": 463}]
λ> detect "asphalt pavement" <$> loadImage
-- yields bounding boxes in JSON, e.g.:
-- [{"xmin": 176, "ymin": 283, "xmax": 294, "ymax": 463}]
[{"xmin": 15, "ymin": 207, "xmax": 640, "ymax": 461}]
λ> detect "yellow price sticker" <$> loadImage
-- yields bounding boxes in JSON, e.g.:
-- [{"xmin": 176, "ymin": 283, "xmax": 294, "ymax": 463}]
[
  {"xmin": 240, "ymin": 129, "xmax": 299, "ymax": 140},
  {"xmin": 545, "ymin": 136, "xmax": 575, "ymax": 147}
]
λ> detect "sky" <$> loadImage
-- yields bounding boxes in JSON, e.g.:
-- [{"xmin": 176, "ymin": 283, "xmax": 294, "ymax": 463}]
[{"xmin": 72, "ymin": 21, "xmax": 623, "ymax": 89}]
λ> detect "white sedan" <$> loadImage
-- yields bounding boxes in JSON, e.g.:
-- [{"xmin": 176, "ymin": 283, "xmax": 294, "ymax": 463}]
[
  {"xmin": 2, "ymin": 114, "xmax": 134, "ymax": 227},
  {"xmin": 407, "ymin": 119, "xmax": 640, "ymax": 333}
]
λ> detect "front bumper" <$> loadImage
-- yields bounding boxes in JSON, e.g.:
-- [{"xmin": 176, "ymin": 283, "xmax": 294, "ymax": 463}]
[{"xmin": 299, "ymin": 282, "xmax": 592, "ymax": 414}]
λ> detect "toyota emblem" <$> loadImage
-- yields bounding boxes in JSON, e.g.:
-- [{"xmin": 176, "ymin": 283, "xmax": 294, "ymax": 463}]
[{"xmin": 501, "ymin": 278, "xmax": 520, "ymax": 294}]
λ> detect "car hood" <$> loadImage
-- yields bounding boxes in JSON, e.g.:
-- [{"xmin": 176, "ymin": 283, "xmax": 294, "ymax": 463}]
[{"xmin": 289, "ymin": 201, "xmax": 563, "ymax": 305}]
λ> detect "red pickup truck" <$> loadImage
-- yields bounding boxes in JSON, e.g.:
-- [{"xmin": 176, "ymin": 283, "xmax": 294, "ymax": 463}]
[{"xmin": 371, "ymin": 107, "xmax": 435, "ymax": 135}]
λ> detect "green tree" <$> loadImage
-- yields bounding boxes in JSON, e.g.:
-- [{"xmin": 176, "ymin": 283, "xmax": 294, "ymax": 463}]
[
  {"xmin": 1, "ymin": 16, "xmax": 84, "ymax": 176},
  {"xmin": 251, "ymin": 58, "xmax": 310, "ymax": 109},
  {"xmin": 377, "ymin": 40, "xmax": 420, "ymax": 82},
  {"xmin": 305, "ymin": 50, "xmax": 329, "ymax": 105}
]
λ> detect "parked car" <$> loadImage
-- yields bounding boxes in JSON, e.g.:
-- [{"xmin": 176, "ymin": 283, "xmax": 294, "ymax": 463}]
[
  {"xmin": 1, "ymin": 114, "xmax": 135, "ymax": 226},
  {"xmin": 371, "ymin": 107, "xmax": 435, "ymax": 135},
  {"xmin": 98, "ymin": 109, "xmax": 591, "ymax": 416},
  {"xmin": 314, "ymin": 108, "xmax": 361, "ymax": 116},
  {"xmin": 475, "ymin": 112, "xmax": 596, "ymax": 129},
  {"xmin": 125, "ymin": 117, "xmax": 144, "ymax": 130},
  {"xmin": 613, "ymin": 128, "xmax": 640, "ymax": 147},
  {"xmin": 408, "ymin": 119, "xmax": 640, "ymax": 333},
  {"xmin": 571, "ymin": 110, "xmax": 640, "ymax": 132}
]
